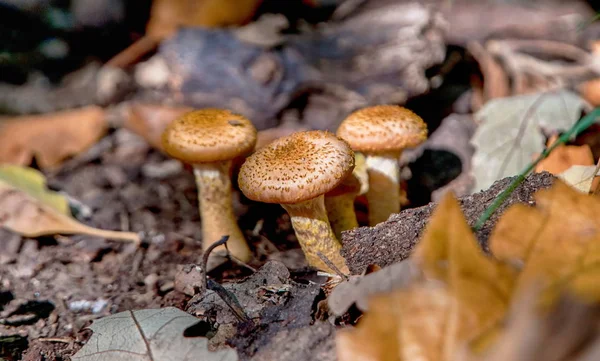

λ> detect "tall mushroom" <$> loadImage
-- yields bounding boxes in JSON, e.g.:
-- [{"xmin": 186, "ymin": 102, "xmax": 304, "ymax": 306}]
[
  {"xmin": 162, "ymin": 108, "xmax": 256, "ymax": 262},
  {"xmin": 324, "ymin": 152, "xmax": 368, "ymax": 239},
  {"xmin": 238, "ymin": 130, "xmax": 353, "ymax": 273},
  {"xmin": 337, "ymin": 105, "xmax": 427, "ymax": 226}
]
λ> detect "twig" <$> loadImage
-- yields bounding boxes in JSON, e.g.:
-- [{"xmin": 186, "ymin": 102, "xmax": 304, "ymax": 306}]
[
  {"xmin": 202, "ymin": 235, "xmax": 229, "ymax": 272},
  {"xmin": 317, "ymin": 252, "xmax": 349, "ymax": 281},
  {"xmin": 474, "ymin": 107, "xmax": 600, "ymax": 231},
  {"xmin": 207, "ymin": 279, "xmax": 250, "ymax": 323},
  {"xmin": 228, "ymin": 253, "xmax": 258, "ymax": 273},
  {"xmin": 38, "ymin": 337, "xmax": 72, "ymax": 343}
]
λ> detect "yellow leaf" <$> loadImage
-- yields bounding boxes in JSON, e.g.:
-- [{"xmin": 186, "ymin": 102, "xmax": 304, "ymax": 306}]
[
  {"xmin": 337, "ymin": 283, "xmax": 452, "ymax": 361},
  {"xmin": 337, "ymin": 194, "xmax": 517, "ymax": 361},
  {"xmin": 146, "ymin": 0, "xmax": 263, "ymax": 40},
  {"xmin": 534, "ymin": 136, "xmax": 594, "ymax": 176},
  {"xmin": 0, "ymin": 165, "xmax": 139, "ymax": 243},
  {"xmin": 413, "ymin": 193, "xmax": 516, "ymax": 347},
  {"xmin": 490, "ymin": 180, "xmax": 600, "ymax": 303},
  {"xmin": 0, "ymin": 106, "xmax": 107, "ymax": 170}
]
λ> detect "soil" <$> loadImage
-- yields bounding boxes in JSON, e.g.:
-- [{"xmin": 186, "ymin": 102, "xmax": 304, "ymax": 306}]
[
  {"xmin": 341, "ymin": 171, "xmax": 556, "ymax": 273},
  {"xmin": 0, "ymin": 127, "xmax": 307, "ymax": 360}
]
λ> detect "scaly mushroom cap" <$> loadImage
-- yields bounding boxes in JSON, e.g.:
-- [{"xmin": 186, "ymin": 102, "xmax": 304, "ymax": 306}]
[
  {"xmin": 161, "ymin": 108, "xmax": 257, "ymax": 163},
  {"xmin": 239, "ymin": 130, "xmax": 355, "ymax": 204},
  {"xmin": 337, "ymin": 105, "xmax": 428, "ymax": 153}
]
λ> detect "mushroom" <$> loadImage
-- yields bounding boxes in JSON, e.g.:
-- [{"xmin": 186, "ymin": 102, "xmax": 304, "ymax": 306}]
[
  {"xmin": 337, "ymin": 105, "xmax": 427, "ymax": 225},
  {"xmin": 238, "ymin": 130, "xmax": 354, "ymax": 273},
  {"xmin": 324, "ymin": 152, "xmax": 368, "ymax": 239},
  {"xmin": 161, "ymin": 108, "xmax": 256, "ymax": 262}
]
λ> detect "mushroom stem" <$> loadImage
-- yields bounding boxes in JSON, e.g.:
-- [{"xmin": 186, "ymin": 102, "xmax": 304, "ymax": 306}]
[
  {"xmin": 281, "ymin": 196, "xmax": 349, "ymax": 274},
  {"xmin": 325, "ymin": 193, "xmax": 358, "ymax": 240},
  {"xmin": 365, "ymin": 151, "xmax": 401, "ymax": 226},
  {"xmin": 193, "ymin": 161, "xmax": 251, "ymax": 262}
]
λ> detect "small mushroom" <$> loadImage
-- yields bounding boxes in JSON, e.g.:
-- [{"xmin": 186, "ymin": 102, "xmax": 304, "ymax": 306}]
[
  {"xmin": 324, "ymin": 152, "xmax": 368, "ymax": 239},
  {"xmin": 337, "ymin": 105, "xmax": 427, "ymax": 225},
  {"xmin": 238, "ymin": 130, "xmax": 354, "ymax": 273},
  {"xmin": 162, "ymin": 109, "xmax": 256, "ymax": 262}
]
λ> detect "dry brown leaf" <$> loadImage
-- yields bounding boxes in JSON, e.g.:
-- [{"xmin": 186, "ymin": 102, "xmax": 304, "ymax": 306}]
[
  {"xmin": 126, "ymin": 103, "xmax": 193, "ymax": 151},
  {"xmin": 337, "ymin": 282, "xmax": 452, "ymax": 361},
  {"xmin": 534, "ymin": 135, "xmax": 595, "ymax": 175},
  {"xmin": 0, "ymin": 165, "xmax": 139, "ymax": 243},
  {"xmin": 490, "ymin": 180, "xmax": 600, "ymax": 304},
  {"xmin": 412, "ymin": 193, "xmax": 516, "ymax": 353},
  {"xmin": 463, "ymin": 285, "xmax": 600, "ymax": 361},
  {"xmin": 146, "ymin": 0, "xmax": 263, "ymax": 40},
  {"xmin": 0, "ymin": 106, "xmax": 107, "ymax": 170},
  {"xmin": 579, "ymin": 78, "xmax": 600, "ymax": 107},
  {"xmin": 337, "ymin": 194, "xmax": 517, "ymax": 361}
]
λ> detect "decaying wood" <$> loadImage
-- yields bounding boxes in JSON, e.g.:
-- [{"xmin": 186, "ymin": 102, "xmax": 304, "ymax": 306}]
[
  {"xmin": 341, "ymin": 172, "xmax": 556, "ymax": 274},
  {"xmin": 142, "ymin": 2, "xmax": 446, "ymax": 130}
]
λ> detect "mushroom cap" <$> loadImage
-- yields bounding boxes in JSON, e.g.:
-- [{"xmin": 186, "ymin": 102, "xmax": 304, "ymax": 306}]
[
  {"xmin": 238, "ymin": 130, "xmax": 355, "ymax": 204},
  {"xmin": 336, "ymin": 105, "xmax": 428, "ymax": 153},
  {"xmin": 161, "ymin": 108, "xmax": 257, "ymax": 163}
]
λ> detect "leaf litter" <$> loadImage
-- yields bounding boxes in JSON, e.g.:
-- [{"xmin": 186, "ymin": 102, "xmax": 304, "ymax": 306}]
[{"xmin": 337, "ymin": 178, "xmax": 600, "ymax": 361}]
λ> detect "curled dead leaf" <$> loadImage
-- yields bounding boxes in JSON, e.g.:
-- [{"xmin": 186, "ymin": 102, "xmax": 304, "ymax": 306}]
[
  {"xmin": 0, "ymin": 106, "xmax": 107, "ymax": 170},
  {"xmin": 490, "ymin": 180, "xmax": 600, "ymax": 304},
  {"xmin": 337, "ymin": 194, "xmax": 517, "ymax": 361},
  {"xmin": 0, "ymin": 165, "xmax": 139, "ymax": 243}
]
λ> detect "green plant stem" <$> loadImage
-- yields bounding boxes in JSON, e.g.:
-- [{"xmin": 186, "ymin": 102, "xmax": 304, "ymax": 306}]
[{"xmin": 473, "ymin": 107, "xmax": 600, "ymax": 232}]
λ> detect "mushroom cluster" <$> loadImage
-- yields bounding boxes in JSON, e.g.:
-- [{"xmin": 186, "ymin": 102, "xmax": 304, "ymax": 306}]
[{"xmin": 160, "ymin": 104, "xmax": 426, "ymax": 274}]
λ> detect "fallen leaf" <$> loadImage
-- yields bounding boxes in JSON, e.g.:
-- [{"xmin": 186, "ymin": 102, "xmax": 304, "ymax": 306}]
[
  {"xmin": 0, "ymin": 165, "xmax": 139, "ymax": 243},
  {"xmin": 327, "ymin": 259, "xmax": 422, "ymax": 316},
  {"xmin": 126, "ymin": 103, "xmax": 193, "ymax": 151},
  {"xmin": 489, "ymin": 180, "xmax": 600, "ymax": 304},
  {"xmin": 337, "ymin": 194, "xmax": 517, "ymax": 361},
  {"xmin": 534, "ymin": 135, "xmax": 594, "ymax": 175},
  {"xmin": 72, "ymin": 307, "xmax": 238, "ymax": 361},
  {"xmin": 337, "ymin": 282, "xmax": 452, "ymax": 361},
  {"xmin": 580, "ymin": 78, "xmax": 600, "ymax": 107},
  {"xmin": 557, "ymin": 165, "xmax": 600, "ymax": 193},
  {"xmin": 412, "ymin": 193, "xmax": 516, "ymax": 354},
  {"xmin": 471, "ymin": 90, "xmax": 588, "ymax": 192},
  {"xmin": 0, "ymin": 106, "xmax": 107, "ymax": 170},
  {"xmin": 146, "ymin": 0, "xmax": 263, "ymax": 40},
  {"xmin": 463, "ymin": 286, "xmax": 600, "ymax": 361}
]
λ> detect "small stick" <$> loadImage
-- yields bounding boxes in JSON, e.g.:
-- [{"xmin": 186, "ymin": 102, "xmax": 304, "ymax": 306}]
[
  {"xmin": 317, "ymin": 252, "xmax": 349, "ymax": 281},
  {"xmin": 202, "ymin": 235, "xmax": 229, "ymax": 271},
  {"xmin": 38, "ymin": 337, "xmax": 72, "ymax": 343},
  {"xmin": 201, "ymin": 235, "xmax": 251, "ymax": 322},
  {"xmin": 207, "ymin": 279, "xmax": 250, "ymax": 323}
]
